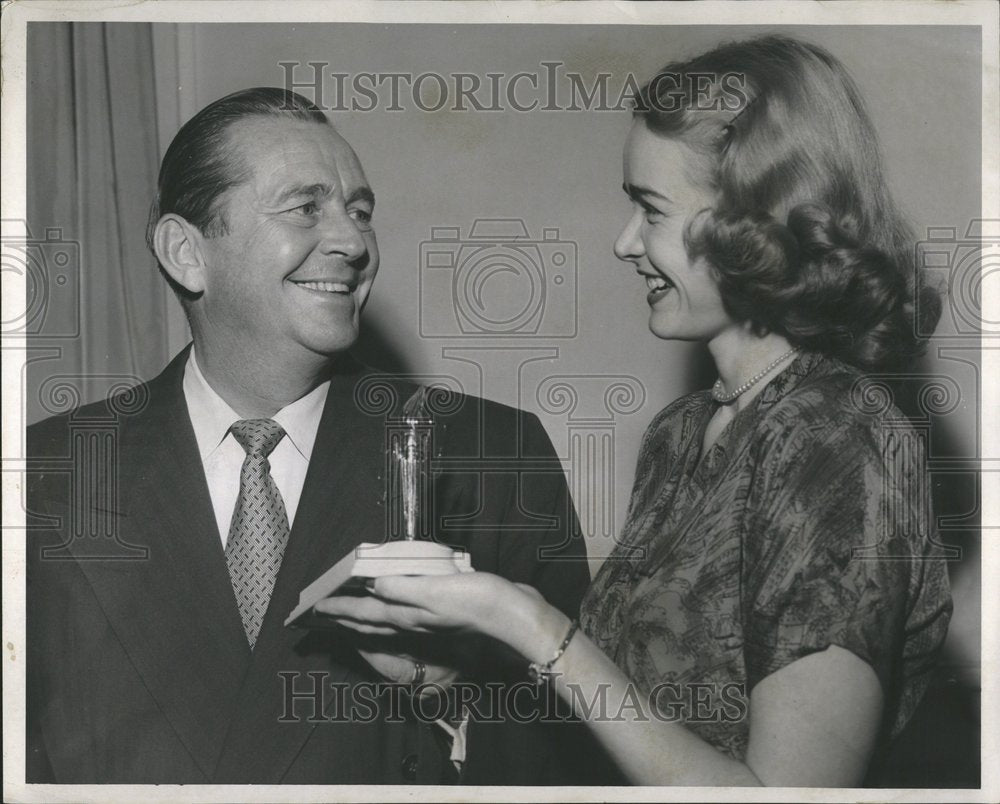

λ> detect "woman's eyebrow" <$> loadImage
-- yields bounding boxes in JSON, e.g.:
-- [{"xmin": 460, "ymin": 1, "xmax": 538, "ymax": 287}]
[{"xmin": 623, "ymin": 182, "xmax": 671, "ymax": 204}]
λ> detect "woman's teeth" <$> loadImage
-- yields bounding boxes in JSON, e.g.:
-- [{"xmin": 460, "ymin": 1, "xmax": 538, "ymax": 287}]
[{"xmin": 645, "ymin": 275, "xmax": 672, "ymax": 292}]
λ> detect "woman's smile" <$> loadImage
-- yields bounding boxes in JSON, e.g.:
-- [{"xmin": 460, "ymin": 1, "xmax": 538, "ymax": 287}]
[{"xmin": 642, "ymin": 271, "xmax": 676, "ymax": 304}]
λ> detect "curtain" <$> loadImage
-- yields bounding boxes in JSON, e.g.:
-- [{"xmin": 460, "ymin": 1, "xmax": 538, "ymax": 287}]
[{"xmin": 26, "ymin": 22, "xmax": 184, "ymax": 424}]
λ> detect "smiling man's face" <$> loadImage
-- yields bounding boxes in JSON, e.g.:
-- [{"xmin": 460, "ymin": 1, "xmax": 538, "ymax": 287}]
[{"xmin": 194, "ymin": 116, "xmax": 379, "ymax": 364}]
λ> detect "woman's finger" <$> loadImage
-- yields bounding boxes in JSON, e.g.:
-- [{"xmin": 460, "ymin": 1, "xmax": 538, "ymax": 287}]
[
  {"xmin": 313, "ymin": 594, "xmax": 433, "ymax": 630},
  {"xmin": 372, "ymin": 572, "xmax": 504, "ymax": 610},
  {"xmin": 366, "ymin": 574, "xmax": 446, "ymax": 605},
  {"xmin": 317, "ymin": 573, "xmax": 522, "ymax": 637},
  {"xmin": 313, "ymin": 594, "xmax": 388, "ymax": 619},
  {"xmin": 329, "ymin": 618, "xmax": 406, "ymax": 636}
]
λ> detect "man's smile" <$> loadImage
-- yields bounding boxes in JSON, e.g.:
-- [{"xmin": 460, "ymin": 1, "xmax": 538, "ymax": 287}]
[{"xmin": 291, "ymin": 279, "xmax": 353, "ymax": 294}]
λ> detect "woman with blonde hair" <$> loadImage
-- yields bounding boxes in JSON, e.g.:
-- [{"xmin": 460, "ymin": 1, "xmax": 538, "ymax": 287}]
[{"xmin": 319, "ymin": 35, "xmax": 952, "ymax": 786}]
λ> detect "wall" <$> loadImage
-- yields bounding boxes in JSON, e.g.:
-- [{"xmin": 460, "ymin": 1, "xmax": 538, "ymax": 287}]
[{"xmin": 150, "ymin": 23, "xmax": 982, "ymax": 672}]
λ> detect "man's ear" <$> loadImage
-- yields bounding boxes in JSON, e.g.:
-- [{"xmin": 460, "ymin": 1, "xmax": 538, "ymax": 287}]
[{"xmin": 153, "ymin": 214, "xmax": 210, "ymax": 294}]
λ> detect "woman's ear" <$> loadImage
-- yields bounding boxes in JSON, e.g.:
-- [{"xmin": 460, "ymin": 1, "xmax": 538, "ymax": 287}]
[{"xmin": 153, "ymin": 214, "xmax": 209, "ymax": 295}]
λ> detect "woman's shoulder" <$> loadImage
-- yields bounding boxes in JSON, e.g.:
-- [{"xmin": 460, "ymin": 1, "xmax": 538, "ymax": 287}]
[
  {"xmin": 649, "ymin": 388, "xmax": 714, "ymax": 425},
  {"xmin": 642, "ymin": 389, "xmax": 714, "ymax": 443},
  {"xmin": 755, "ymin": 354, "xmax": 917, "ymax": 459},
  {"xmin": 762, "ymin": 358, "xmax": 910, "ymax": 439}
]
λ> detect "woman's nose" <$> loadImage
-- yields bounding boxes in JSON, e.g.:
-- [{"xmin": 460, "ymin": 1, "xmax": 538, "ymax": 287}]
[{"xmin": 613, "ymin": 209, "xmax": 644, "ymax": 263}]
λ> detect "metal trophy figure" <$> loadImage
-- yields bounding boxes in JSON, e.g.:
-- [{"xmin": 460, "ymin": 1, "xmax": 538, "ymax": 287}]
[
  {"xmin": 388, "ymin": 415, "xmax": 434, "ymax": 543},
  {"xmin": 380, "ymin": 386, "xmax": 470, "ymax": 567},
  {"xmin": 285, "ymin": 386, "xmax": 471, "ymax": 628}
]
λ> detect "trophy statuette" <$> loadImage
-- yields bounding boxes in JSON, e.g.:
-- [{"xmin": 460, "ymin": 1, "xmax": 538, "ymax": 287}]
[{"xmin": 285, "ymin": 386, "xmax": 472, "ymax": 628}]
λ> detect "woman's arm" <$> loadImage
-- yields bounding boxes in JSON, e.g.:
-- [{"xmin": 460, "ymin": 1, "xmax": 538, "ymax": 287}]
[
  {"xmin": 745, "ymin": 645, "xmax": 882, "ymax": 786},
  {"xmin": 316, "ymin": 573, "xmax": 883, "ymax": 786}
]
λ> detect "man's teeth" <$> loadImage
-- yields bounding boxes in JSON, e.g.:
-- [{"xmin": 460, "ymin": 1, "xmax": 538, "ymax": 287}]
[
  {"xmin": 297, "ymin": 281, "xmax": 350, "ymax": 293},
  {"xmin": 645, "ymin": 276, "xmax": 672, "ymax": 292}
]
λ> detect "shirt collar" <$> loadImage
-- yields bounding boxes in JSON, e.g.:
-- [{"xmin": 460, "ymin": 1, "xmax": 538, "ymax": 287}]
[
  {"xmin": 272, "ymin": 376, "xmax": 328, "ymax": 462},
  {"xmin": 182, "ymin": 348, "xmax": 329, "ymax": 462}
]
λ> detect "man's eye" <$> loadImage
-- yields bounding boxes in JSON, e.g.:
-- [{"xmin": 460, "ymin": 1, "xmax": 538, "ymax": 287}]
[
  {"xmin": 283, "ymin": 200, "xmax": 320, "ymax": 219},
  {"xmin": 350, "ymin": 207, "xmax": 374, "ymax": 229},
  {"xmin": 292, "ymin": 201, "xmax": 319, "ymax": 216}
]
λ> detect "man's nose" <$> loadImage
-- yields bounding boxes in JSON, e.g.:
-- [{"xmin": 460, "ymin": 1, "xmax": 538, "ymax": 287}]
[
  {"xmin": 317, "ymin": 207, "xmax": 368, "ymax": 263},
  {"xmin": 613, "ymin": 209, "xmax": 644, "ymax": 264}
]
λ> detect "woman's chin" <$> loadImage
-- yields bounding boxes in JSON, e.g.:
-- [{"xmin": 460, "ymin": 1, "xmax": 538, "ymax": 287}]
[{"xmin": 648, "ymin": 317, "xmax": 699, "ymax": 342}]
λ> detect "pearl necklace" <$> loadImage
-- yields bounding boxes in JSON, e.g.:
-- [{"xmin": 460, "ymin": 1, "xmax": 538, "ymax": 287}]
[{"xmin": 711, "ymin": 348, "xmax": 800, "ymax": 404}]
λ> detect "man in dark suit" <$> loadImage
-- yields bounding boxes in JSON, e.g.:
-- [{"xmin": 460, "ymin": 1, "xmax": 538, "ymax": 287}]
[{"xmin": 26, "ymin": 87, "xmax": 592, "ymax": 784}]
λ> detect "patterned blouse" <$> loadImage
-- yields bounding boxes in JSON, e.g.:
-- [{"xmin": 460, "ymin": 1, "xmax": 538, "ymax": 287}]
[{"xmin": 579, "ymin": 351, "xmax": 952, "ymax": 760}]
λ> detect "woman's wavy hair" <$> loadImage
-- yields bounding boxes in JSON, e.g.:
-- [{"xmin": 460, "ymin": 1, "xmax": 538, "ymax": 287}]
[{"xmin": 634, "ymin": 35, "xmax": 940, "ymax": 370}]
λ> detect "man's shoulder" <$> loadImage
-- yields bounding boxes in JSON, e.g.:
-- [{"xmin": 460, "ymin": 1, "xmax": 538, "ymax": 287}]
[
  {"xmin": 349, "ymin": 363, "xmax": 542, "ymax": 428},
  {"xmin": 25, "ymin": 383, "xmax": 159, "ymax": 512},
  {"xmin": 443, "ymin": 392, "xmax": 551, "ymax": 453},
  {"xmin": 27, "ymin": 350, "xmax": 185, "ymax": 457},
  {"xmin": 432, "ymin": 388, "xmax": 536, "ymax": 427},
  {"xmin": 28, "ymin": 395, "xmax": 126, "ymax": 456},
  {"xmin": 346, "ymin": 362, "xmax": 556, "ymax": 461}
]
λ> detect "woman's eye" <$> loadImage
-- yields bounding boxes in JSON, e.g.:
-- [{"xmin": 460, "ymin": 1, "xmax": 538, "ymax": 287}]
[{"xmin": 641, "ymin": 203, "xmax": 665, "ymax": 222}]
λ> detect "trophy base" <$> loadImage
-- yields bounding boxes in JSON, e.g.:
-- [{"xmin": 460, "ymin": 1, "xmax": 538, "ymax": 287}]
[{"xmin": 285, "ymin": 541, "xmax": 473, "ymax": 628}]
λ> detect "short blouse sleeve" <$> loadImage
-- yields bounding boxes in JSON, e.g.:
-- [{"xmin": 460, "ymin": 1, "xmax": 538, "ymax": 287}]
[{"xmin": 741, "ymin": 408, "xmax": 952, "ymax": 735}]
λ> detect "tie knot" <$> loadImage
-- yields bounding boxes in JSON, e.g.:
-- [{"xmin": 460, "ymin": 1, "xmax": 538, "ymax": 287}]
[{"xmin": 230, "ymin": 418, "xmax": 286, "ymax": 458}]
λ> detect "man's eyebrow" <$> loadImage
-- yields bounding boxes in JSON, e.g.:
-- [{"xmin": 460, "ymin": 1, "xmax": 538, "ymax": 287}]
[
  {"xmin": 270, "ymin": 183, "xmax": 374, "ymax": 208},
  {"xmin": 272, "ymin": 183, "xmax": 332, "ymax": 205},
  {"xmin": 623, "ymin": 182, "xmax": 671, "ymax": 204},
  {"xmin": 346, "ymin": 186, "xmax": 375, "ymax": 208}
]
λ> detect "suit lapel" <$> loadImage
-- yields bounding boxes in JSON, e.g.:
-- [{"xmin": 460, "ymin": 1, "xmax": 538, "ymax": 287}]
[
  {"xmin": 271, "ymin": 359, "xmax": 391, "ymax": 624},
  {"xmin": 213, "ymin": 359, "xmax": 390, "ymax": 782},
  {"xmin": 66, "ymin": 347, "xmax": 251, "ymax": 780}
]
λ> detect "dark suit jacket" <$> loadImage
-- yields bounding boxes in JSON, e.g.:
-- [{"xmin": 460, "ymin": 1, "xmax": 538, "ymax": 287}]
[{"xmin": 26, "ymin": 348, "xmax": 593, "ymax": 784}]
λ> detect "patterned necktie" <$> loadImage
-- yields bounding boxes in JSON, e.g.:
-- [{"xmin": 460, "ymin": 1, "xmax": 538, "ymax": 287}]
[{"xmin": 226, "ymin": 418, "xmax": 290, "ymax": 649}]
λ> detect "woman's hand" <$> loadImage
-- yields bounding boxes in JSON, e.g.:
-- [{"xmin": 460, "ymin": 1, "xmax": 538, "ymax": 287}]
[{"xmin": 313, "ymin": 572, "xmax": 569, "ymax": 663}]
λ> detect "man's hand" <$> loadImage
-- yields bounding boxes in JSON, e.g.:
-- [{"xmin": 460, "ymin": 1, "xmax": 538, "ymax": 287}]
[
  {"xmin": 355, "ymin": 646, "xmax": 459, "ymax": 695},
  {"xmin": 315, "ymin": 626, "xmax": 464, "ymax": 696}
]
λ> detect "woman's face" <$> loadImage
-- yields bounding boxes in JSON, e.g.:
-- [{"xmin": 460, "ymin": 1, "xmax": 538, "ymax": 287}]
[{"xmin": 614, "ymin": 122, "xmax": 737, "ymax": 343}]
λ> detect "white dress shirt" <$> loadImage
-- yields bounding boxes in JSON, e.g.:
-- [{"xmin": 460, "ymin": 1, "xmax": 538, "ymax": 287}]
[
  {"xmin": 181, "ymin": 348, "xmax": 466, "ymax": 770},
  {"xmin": 183, "ymin": 349, "xmax": 328, "ymax": 545}
]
